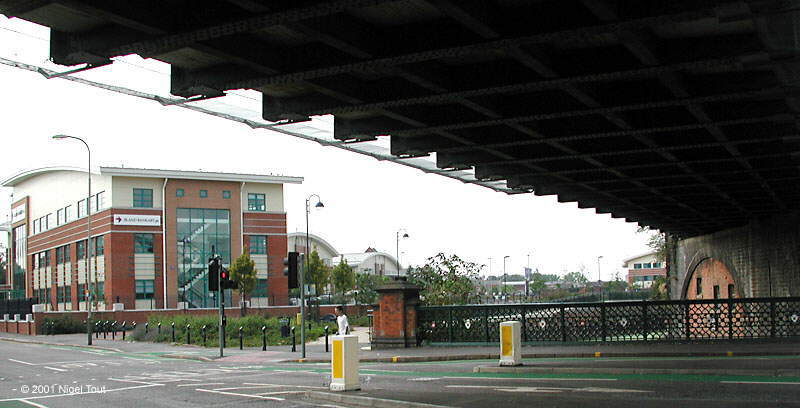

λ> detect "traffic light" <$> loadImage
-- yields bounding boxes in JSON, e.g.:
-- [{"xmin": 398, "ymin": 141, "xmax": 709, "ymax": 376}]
[
  {"xmin": 208, "ymin": 257, "xmax": 220, "ymax": 292},
  {"xmin": 284, "ymin": 252, "xmax": 298, "ymax": 289},
  {"xmin": 220, "ymin": 267, "xmax": 238, "ymax": 290}
]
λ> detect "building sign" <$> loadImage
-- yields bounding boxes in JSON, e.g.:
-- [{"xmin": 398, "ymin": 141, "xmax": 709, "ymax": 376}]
[
  {"xmin": 11, "ymin": 206, "xmax": 26, "ymax": 223},
  {"xmin": 113, "ymin": 214, "xmax": 161, "ymax": 226}
]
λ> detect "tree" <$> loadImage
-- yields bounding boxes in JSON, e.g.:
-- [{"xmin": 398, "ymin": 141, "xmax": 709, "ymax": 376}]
[
  {"xmin": 528, "ymin": 272, "xmax": 547, "ymax": 295},
  {"xmin": 563, "ymin": 271, "xmax": 589, "ymax": 287},
  {"xmin": 650, "ymin": 276, "xmax": 669, "ymax": 300},
  {"xmin": 331, "ymin": 258, "xmax": 355, "ymax": 298},
  {"xmin": 354, "ymin": 273, "xmax": 390, "ymax": 305},
  {"xmin": 636, "ymin": 226, "xmax": 673, "ymax": 262},
  {"xmin": 407, "ymin": 253, "xmax": 482, "ymax": 305},
  {"xmin": 229, "ymin": 252, "xmax": 257, "ymax": 315},
  {"xmin": 0, "ymin": 244, "xmax": 6, "ymax": 285},
  {"xmin": 305, "ymin": 250, "xmax": 330, "ymax": 296}
]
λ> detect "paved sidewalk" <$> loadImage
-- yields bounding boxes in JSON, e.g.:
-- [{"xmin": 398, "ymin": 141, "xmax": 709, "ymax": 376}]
[{"xmin": 2, "ymin": 330, "xmax": 799, "ymax": 364}]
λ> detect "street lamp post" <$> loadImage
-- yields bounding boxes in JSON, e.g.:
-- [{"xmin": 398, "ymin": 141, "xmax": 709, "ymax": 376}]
[
  {"xmin": 597, "ymin": 255, "xmax": 604, "ymax": 302},
  {"xmin": 395, "ymin": 229, "xmax": 409, "ymax": 277},
  {"xmin": 503, "ymin": 255, "xmax": 510, "ymax": 299},
  {"xmin": 52, "ymin": 134, "xmax": 93, "ymax": 345},
  {"xmin": 304, "ymin": 194, "xmax": 324, "ymax": 359}
]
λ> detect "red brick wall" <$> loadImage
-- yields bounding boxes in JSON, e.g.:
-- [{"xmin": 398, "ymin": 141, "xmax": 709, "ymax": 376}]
[
  {"xmin": 243, "ymin": 213, "xmax": 289, "ymax": 305},
  {"xmin": 686, "ymin": 258, "xmax": 736, "ymax": 300}
]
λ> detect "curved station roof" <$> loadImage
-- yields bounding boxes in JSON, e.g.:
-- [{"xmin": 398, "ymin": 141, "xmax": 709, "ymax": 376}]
[{"xmin": 2, "ymin": 0, "xmax": 799, "ymax": 237}]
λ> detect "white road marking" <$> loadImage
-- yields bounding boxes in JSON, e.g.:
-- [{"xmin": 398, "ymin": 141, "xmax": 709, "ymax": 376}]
[
  {"xmin": 9, "ymin": 358, "xmax": 35, "ymax": 365},
  {"xmin": 445, "ymin": 385, "xmax": 651, "ymax": 394},
  {"xmin": 195, "ymin": 388, "xmax": 284, "ymax": 401},
  {"xmin": 441, "ymin": 376, "xmax": 617, "ymax": 382},
  {"xmin": 256, "ymin": 391, "xmax": 307, "ymax": 396},
  {"xmin": 43, "ymin": 366, "xmax": 67, "ymax": 372},
  {"xmin": 721, "ymin": 381, "xmax": 800, "ymax": 385},
  {"xmin": 177, "ymin": 382, "xmax": 224, "ymax": 387},
  {"xmin": 17, "ymin": 399, "xmax": 50, "ymax": 408},
  {"xmin": 241, "ymin": 383, "xmax": 328, "ymax": 390}
]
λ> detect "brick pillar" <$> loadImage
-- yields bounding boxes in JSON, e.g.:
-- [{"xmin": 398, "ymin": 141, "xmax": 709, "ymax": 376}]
[{"xmin": 371, "ymin": 279, "xmax": 420, "ymax": 349}]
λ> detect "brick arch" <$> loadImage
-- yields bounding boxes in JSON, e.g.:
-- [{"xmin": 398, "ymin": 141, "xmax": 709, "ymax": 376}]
[{"xmin": 682, "ymin": 256, "xmax": 739, "ymax": 300}]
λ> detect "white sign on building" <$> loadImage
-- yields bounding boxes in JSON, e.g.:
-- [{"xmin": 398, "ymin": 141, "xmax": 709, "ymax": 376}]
[
  {"xmin": 113, "ymin": 214, "xmax": 161, "ymax": 226},
  {"xmin": 11, "ymin": 206, "xmax": 26, "ymax": 223}
]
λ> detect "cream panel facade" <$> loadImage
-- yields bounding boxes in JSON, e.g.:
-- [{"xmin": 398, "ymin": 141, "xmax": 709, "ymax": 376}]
[
  {"xmin": 12, "ymin": 170, "xmax": 112, "ymax": 223},
  {"xmin": 252, "ymin": 255, "xmax": 269, "ymax": 279},
  {"xmin": 242, "ymin": 183, "xmax": 284, "ymax": 212},
  {"xmin": 134, "ymin": 254, "xmax": 156, "ymax": 279},
  {"xmin": 111, "ymin": 176, "xmax": 164, "ymax": 209}
]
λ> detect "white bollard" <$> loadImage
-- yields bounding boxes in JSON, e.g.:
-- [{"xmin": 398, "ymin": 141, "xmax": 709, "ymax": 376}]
[
  {"xmin": 330, "ymin": 334, "xmax": 360, "ymax": 391},
  {"xmin": 25, "ymin": 314, "xmax": 33, "ymax": 322},
  {"xmin": 499, "ymin": 321, "xmax": 522, "ymax": 366},
  {"xmin": 13, "ymin": 314, "xmax": 20, "ymax": 322},
  {"xmin": 1, "ymin": 314, "xmax": 7, "ymax": 321}
]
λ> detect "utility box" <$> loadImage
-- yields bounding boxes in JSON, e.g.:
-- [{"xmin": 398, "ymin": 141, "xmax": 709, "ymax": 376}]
[
  {"xmin": 330, "ymin": 335, "xmax": 360, "ymax": 391},
  {"xmin": 499, "ymin": 321, "xmax": 522, "ymax": 366}
]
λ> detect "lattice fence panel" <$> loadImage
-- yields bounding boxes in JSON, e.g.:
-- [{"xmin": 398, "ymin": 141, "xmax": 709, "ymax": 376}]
[
  {"xmin": 605, "ymin": 303, "xmax": 644, "ymax": 341},
  {"xmin": 563, "ymin": 305, "xmax": 603, "ymax": 342},
  {"xmin": 646, "ymin": 303, "xmax": 686, "ymax": 340},
  {"xmin": 731, "ymin": 301, "xmax": 770, "ymax": 338},
  {"xmin": 524, "ymin": 306, "xmax": 563, "ymax": 342},
  {"xmin": 774, "ymin": 300, "xmax": 800, "ymax": 337}
]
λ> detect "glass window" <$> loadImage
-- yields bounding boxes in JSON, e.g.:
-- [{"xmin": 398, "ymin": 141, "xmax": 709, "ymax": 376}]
[
  {"xmin": 94, "ymin": 282, "xmax": 105, "ymax": 302},
  {"xmin": 78, "ymin": 284, "xmax": 86, "ymax": 302},
  {"xmin": 200, "ymin": 190, "xmax": 208, "ymax": 198},
  {"xmin": 696, "ymin": 277, "xmax": 702, "ymax": 295},
  {"xmin": 32, "ymin": 219, "xmax": 40, "ymax": 235},
  {"xmin": 45, "ymin": 214, "xmax": 52, "ymax": 231},
  {"xmin": 247, "ymin": 193, "xmax": 266, "ymax": 212},
  {"xmin": 93, "ymin": 191, "xmax": 106, "ymax": 213},
  {"xmin": 176, "ymin": 188, "xmax": 184, "ymax": 197},
  {"xmin": 633, "ymin": 263, "xmax": 642, "ymax": 269},
  {"xmin": 65, "ymin": 285, "xmax": 71, "ymax": 303},
  {"xmin": 652, "ymin": 262, "xmax": 661, "ymax": 268},
  {"xmin": 57, "ymin": 208, "xmax": 65, "ymax": 225},
  {"xmin": 134, "ymin": 234, "xmax": 154, "ymax": 254},
  {"xmin": 222, "ymin": 190, "xmax": 231, "ymax": 199},
  {"xmin": 63, "ymin": 244, "xmax": 70, "ymax": 263},
  {"xmin": 64, "ymin": 205, "xmax": 72, "ymax": 223},
  {"xmin": 77, "ymin": 240, "xmax": 86, "ymax": 260},
  {"xmin": 78, "ymin": 198, "xmax": 88, "ymax": 218},
  {"xmin": 133, "ymin": 188, "xmax": 154, "ymax": 208},
  {"xmin": 135, "ymin": 280, "xmax": 155, "ymax": 300},
  {"xmin": 56, "ymin": 247, "xmax": 64, "ymax": 264},
  {"xmin": 642, "ymin": 263, "xmax": 652, "ymax": 268},
  {"xmin": 713, "ymin": 285, "xmax": 720, "ymax": 299},
  {"xmin": 254, "ymin": 279, "xmax": 268, "ymax": 296},
  {"xmin": 249, "ymin": 235, "xmax": 267, "ymax": 255},
  {"xmin": 176, "ymin": 208, "xmax": 231, "ymax": 308},
  {"xmin": 95, "ymin": 236, "xmax": 104, "ymax": 256},
  {"xmin": 728, "ymin": 284, "xmax": 735, "ymax": 299},
  {"xmin": 44, "ymin": 251, "xmax": 50, "ymax": 268}
]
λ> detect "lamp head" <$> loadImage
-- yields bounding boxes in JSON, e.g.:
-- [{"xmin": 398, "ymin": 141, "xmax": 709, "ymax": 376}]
[
  {"xmin": 315, "ymin": 201, "xmax": 324, "ymax": 208},
  {"xmin": 52, "ymin": 134, "xmax": 69, "ymax": 139},
  {"xmin": 402, "ymin": 233, "xmax": 409, "ymax": 239}
]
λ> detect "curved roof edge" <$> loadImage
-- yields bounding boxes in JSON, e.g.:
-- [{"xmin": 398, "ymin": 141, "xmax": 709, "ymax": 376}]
[
  {"xmin": 287, "ymin": 232, "xmax": 339, "ymax": 256},
  {"xmin": 2, "ymin": 166, "xmax": 94, "ymax": 187},
  {"xmin": 334, "ymin": 251, "xmax": 399, "ymax": 266},
  {"xmin": 621, "ymin": 251, "xmax": 658, "ymax": 266}
]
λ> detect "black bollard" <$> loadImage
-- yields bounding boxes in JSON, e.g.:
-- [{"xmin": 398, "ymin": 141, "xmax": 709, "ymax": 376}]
[
  {"xmin": 186, "ymin": 324, "xmax": 191, "ymax": 344},
  {"xmin": 239, "ymin": 326, "xmax": 243, "ymax": 350},
  {"xmin": 324, "ymin": 326, "xmax": 329, "ymax": 353},
  {"xmin": 121, "ymin": 321, "xmax": 126, "ymax": 340},
  {"xmin": 145, "ymin": 322, "xmax": 149, "ymax": 334},
  {"xmin": 308, "ymin": 321, "xmax": 311, "ymax": 331},
  {"xmin": 261, "ymin": 326, "xmax": 267, "ymax": 351},
  {"xmin": 95, "ymin": 322, "xmax": 100, "ymax": 338},
  {"xmin": 157, "ymin": 322, "xmax": 161, "ymax": 334},
  {"xmin": 171, "ymin": 322, "xmax": 175, "ymax": 343},
  {"xmin": 112, "ymin": 321, "xmax": 116, "ymax": 340},
  {"xmin": 291, "ymin": 326, "xmax": 296, "ymax": 352},
  {"xmin": 202, "ymin": 325, "xmax": 207, "ymax": 346},
  {"xmin": 103, "ymin": 321, "xmax": 107, "ymax": 339}
]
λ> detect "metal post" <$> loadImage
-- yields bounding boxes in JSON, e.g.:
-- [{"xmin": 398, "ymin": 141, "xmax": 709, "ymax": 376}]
[
  {"xmin": 642, "ymin": 301, "xmax": 648, "ymax": 341},
  {"xmin": 770, "ymin": 299, "xmax": 776, "ymax": 338},
  {"xmin": 600, "ymin": 303, "xmax": 606, "ymax": 342},
  {"xmin": 239, "ymin": 326, "xmax": 243, "ymax": 350},
  {"xmin": 202, "ymin": 325, "xmax": 207, "ymax": 346},
  {"xmin": 218, "ymin": 254, "xmax": 225, "ymax": 358},
  {"xmin": 171, "ymin": 322, "xmax": 175, "ymax": 343},
  {"xmin": 448, "ymin": 308, "xmax": 454, "ymax": 343},
  {"xmin": 521, "ymin": 306, "xmax": 528, "ymax": 343},
  {"xmin": 684, "ymin": 302, "xmax": 691, "ymax": 340},
  {"xmin": 560, "ymin": 305, "xmax": 567, "ymax": 342},
  {"xmin": 187, "ymin": 324, "xmax": 191, "ymax": 344},
  {"xmin": 112, "ymin": 321, "xmax": 116, "ymax": 340},
  {"xmin": 122, "ymin": 321, "xmax": 126, "ymax": 340},
  {"xmin": 262, "ymin": 326, "xmax": 267, "ymax": 351},
  {"xmin": 103, "ymin": 321, "xmax": 107, "ymax": 339},
  {"xmin": 299, "ymin": 253, "xmax": 306, "ymax": 358},
  {"xmin": 484, "ymin": 307, "xmax": 490, "ymax": 343},
  {"xmin": 291, "ymin": 326, "xmax": 296, "ymax": 352},
  {"xmin": 145, "ymin": 322, "xmax": 148, "ymax": 334},
  {"xmin": 157, "ymin": 322, "xmax": 161, "ymax": 334},
  {"xmin": 95, "ymin": 322, "xmax": 100, "ymax": 338},
  {"xmin": 727, "ymin": 298, "xmax": 734, "ymax": 340},
  {"xmin": 324, "ymin": 326, "xmax": 329, "ymax": 352}
]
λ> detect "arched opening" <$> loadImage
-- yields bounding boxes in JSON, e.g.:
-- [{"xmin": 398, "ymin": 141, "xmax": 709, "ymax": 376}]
[{"xmin": 684, "ymin": 258, "xmax": 737, "ymax": 300}]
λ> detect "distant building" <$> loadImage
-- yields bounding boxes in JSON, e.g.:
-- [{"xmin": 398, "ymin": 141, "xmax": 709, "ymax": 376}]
[
  {"xmin": 333, "ymin": 247, "xmax": 401, "ymax": 277},
  {"xmin": 287, "ymin": 232, "xmax": 339, "ymax": 266},
  {"xmin": 622, "ymin": 252, "xmax": 667, "ymax": 289},
  {"xmin": 2, "ymin": 166, "xmax": 302, "ymax": 309}
]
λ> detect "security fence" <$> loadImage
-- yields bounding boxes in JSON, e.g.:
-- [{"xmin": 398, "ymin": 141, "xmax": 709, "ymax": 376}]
[
  {"xmin": 0, "ymin": 297, "xmax": 38, "ymax": 317},
  {"xmin": 417, "ymin": 297, "xmax": 800, "ymax": 344}
]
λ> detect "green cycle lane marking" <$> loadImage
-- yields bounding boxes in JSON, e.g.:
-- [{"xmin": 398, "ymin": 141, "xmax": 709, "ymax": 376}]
[{"xmin": 251, "ymin": 363, "xmax": 800, "ymax": 384}]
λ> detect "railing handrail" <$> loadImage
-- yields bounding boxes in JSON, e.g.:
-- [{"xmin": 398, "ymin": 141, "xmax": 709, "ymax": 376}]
[{"xmin": 418, "ymin": 296, "xmax": 800, "ymax": 310}]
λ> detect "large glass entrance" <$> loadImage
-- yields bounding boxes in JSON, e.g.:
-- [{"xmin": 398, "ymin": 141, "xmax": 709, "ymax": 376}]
[{"xmin": 176, "ymin": 208, "xmax": 231, "ymax": 308}]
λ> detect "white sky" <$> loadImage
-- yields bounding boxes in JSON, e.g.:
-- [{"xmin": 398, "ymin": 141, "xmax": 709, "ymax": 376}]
[{"xmin": 0, "ymin": 16, "xmax": 652, "ymax": 280}]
